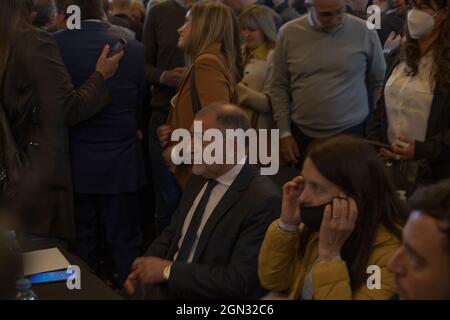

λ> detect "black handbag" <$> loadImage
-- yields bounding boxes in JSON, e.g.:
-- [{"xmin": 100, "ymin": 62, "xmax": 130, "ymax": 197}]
[{"xmin": 190, "ymin": 65, "xmax": 201, "ymax": 115}]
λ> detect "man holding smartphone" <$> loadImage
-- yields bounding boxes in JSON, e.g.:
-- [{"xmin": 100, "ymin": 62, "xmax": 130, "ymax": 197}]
[{"xmin": 54, "ymin": 0, "xmax": 145, "ymax": 288}]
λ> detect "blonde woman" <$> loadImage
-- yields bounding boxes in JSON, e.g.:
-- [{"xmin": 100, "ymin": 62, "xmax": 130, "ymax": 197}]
[
  {"xmin": 157, "ymin": 2, "xmax": 238, "ymax": 187},
  {"xmin": 237, "ymin": 4, "xmax": 277, "ymax": 130}
]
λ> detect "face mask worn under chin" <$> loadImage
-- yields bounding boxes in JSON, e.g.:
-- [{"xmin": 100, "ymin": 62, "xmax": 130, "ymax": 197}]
[
  {"xmin": 407, "ymin": 9, "xmax": 439, "ymax": 40},
  {"xmin": 299, "ymin": 203, "xmax": 330, "ymax": 232}
]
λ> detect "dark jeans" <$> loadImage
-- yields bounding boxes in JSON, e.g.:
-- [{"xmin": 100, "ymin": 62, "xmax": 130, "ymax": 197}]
[
  {"xmin": 148, "ymin": 110, "xmax": 182, "ymax": 235},
  {"xmin": 291, "ymin": 120, "xmax": 368, "ymax": 167},
  {"xmin": 71, "ymin": 193, "xmax": 143, "ymax": 287}
]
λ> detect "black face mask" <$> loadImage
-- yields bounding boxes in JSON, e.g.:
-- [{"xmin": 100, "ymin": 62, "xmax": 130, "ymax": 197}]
[{"xmin": 299, "ymin": 203, "xmax": 330, "ymax": 232}]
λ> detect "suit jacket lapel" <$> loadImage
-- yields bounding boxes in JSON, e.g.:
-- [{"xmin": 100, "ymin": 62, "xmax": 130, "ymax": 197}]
[{"xmin": 192, "ymin": 164, "xmax": 257, "ymax": 262}]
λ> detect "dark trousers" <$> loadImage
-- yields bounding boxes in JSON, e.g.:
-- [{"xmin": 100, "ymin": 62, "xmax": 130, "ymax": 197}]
[
  {"xmin": 291, "ymin": 120, "xmax": 368, "ymax": 167},
  {"xmin": 71, "ymin": 193, "xmax": 143, "ymax": 287},
  {"xmin": 148, "ymin": 110, "xmax": 182, "ymax": 234}
]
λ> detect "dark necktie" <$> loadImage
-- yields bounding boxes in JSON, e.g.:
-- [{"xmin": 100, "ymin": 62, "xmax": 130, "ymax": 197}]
[{"xmin": 176, "ymin": 179, "xmax": 219, "ymax": 262}]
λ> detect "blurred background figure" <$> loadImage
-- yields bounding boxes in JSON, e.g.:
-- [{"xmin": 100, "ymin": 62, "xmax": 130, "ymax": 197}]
[
  {"xmin": 51, "ymin": 0, "xmax": 72, "ymax": 31},
  {"xmin": 373, "ymin": 0, "xmax": 391, "ymax": 14},
  {"xmin": 237, "ymin": 4, "xmax": 277, "ymax": 130},
  {"xmin": 377, "ymin": 0, "xmax": 408, "ymax": 48},
  {"xmin": 26, "ymin": 0, "xmax": 57, "ymax": 30},
  {"xmin": 346, "ymin": 0, "xmax": 370, "ymax": 19},
  {"xmin": 223, "ymin": 0, "xmax": 298, "ymax": 27},
  {"xmin": 109, "ymin": 0, "xmax": 143, "ymax": 40},
  {"xmin": 131, "ymin": 0, "xmax": 146, "ymax": 23},
  {"xmin": 143, "ymin": 0, "xmax": 189, "ymax": 234}
]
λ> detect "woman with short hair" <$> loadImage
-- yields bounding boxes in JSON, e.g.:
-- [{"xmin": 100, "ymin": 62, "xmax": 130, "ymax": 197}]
[{"xmin": 237, "ymin": 4, "xmax": 277, "ymax": 130}]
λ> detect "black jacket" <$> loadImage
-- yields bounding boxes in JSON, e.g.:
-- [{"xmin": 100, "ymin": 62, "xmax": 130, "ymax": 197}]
[
  {"xmin": 368, "ymin": 50, "xmax": 450, "ymax": 184},
  {"xmin": 145, "ymin": 164, "xmax": 281, "ymax": 299},
  {"xmin": 1, "ymin": 27, "xmax": 110, "ymax": 239}
]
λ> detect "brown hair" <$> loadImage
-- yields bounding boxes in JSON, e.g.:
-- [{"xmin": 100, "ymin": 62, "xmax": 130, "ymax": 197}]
[
  {"xmin": 185, "ymin": 2, "xmax": 237, "ymax": 81},
  {"xmin": 238, "ymin": 4, "xmax": 277, "ymax": 49},
  {"xmin": 0, "ymin": 1, "xmax": 30, "ymax": 84},
  {"xmin": 402, "ymin": 0, "xmax": 450, "ymax": 93},
  {"xmin": 300, "ymin": 135, "xmax": 406, "ymax": 289}
]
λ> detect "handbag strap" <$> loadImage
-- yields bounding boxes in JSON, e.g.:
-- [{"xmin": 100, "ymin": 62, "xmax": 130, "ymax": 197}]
[{"xmin": 190, "ymin": 65, "xmax": 201, "ymax": 115}]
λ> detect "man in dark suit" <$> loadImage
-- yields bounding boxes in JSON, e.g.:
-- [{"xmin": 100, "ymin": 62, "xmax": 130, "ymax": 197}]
[
  {"xmin": 143, "ymin": 0, "xmax": 187, "ymax": 234},
  {"xmin": 123, "ymin": 103, "xmax": 281, "ymax": 299},
  {"xmin": 54, "ymin": 0, "xmax": 145, "ymax": 287}
]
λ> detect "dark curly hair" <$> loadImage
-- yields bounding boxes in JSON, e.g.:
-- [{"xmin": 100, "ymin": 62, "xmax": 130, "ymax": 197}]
[{"xmin": 402, "ymin": 0, "xmax": 450, "ymax": 94}]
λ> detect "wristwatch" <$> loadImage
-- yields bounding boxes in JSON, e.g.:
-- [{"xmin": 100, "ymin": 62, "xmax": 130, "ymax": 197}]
[{"xmin": 163, "ymin": 263, "xmax": 172, "ymax": 281}]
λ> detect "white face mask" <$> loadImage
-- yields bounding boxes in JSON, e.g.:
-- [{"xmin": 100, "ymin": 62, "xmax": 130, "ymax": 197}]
[{"xmin": 407, "ymin": 9, "xmax": 440, "ymax": 40}]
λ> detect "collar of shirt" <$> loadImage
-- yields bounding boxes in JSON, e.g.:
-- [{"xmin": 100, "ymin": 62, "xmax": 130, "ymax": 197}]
[
  {"xmin": 307, "ymin": 11, "xmax": 346, "ymax": 34},
  {"xmin": 242, "ymin": 43, "xmax": 272, "ymax": 66},
  {"xmin": 83, "ymin": 19, "xmax": 103, "ymax": 23},
  {"xmin": 215, "ymin": 158, "xmax": 246, "ymax": 187}
]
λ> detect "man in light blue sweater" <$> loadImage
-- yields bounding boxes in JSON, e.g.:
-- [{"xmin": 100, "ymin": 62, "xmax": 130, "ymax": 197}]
[{"xmin": 271, "ymin": 0, "xmax": 386, "ymax": 164}]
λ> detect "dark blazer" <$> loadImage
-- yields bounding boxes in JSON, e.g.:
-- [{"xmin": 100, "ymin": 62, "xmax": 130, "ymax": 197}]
[
  {"xmin": 145, "ymin": 164, "xmax": 281, "ymax": 299},
  {"xmin": 1, "ymin": 26, "xmax": 110, "ymax": 238},
  {"xmin": 368, "ymin": 50, "xmax": 450, "ymax": 183},
  {"xmin": 54, "ymin": 21, "xmax": 145, "ymax": 194},
  {"xmin": 143, "ymin": 0, "xmax": 186, "ymax": 114}
]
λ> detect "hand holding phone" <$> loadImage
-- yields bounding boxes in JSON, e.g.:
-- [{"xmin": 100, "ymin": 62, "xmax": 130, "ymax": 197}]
[
  {"xmin": 95, "ymin": 44, "xmax": 124, "ymax": 80},
  {"xmin": 394, "ymin": 139, "xmax": 410, "ymax": 150},
  {"xmin": 108, "ymin": 38, "xmax": 128, "ymax": 58}
]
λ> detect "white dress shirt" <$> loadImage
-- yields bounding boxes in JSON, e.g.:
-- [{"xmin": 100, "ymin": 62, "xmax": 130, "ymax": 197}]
[
  {"xmin": 173, "ymin": 163, "xmax": 245, "ymax": 263},
  {"xmin": 385, "ymin": 51, "xmax": 435, "ymax": 144}
]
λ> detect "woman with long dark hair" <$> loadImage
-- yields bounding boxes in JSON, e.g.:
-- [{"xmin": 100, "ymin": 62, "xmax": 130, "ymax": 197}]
[
  {"xmin": 369, "ymin": 0, "xmax": 450, "ymax": 193},
  {"xmin": 259, "ymin": 135, "xmax": 405, "ymax": 299},
  {"xmin": 0, "ymin": 0, "xmax": 122, "ymax": 241}
]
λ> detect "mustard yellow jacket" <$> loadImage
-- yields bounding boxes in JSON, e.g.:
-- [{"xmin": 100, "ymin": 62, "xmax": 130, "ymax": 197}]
[{"xmin": 258, "ymin": 220, "xmax": 401, "ymax": 300}]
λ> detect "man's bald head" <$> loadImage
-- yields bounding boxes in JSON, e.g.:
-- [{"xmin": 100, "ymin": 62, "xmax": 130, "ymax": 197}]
[{"xmin": 195, "ymin": 102, "xmax": 251, "ymax": 133}]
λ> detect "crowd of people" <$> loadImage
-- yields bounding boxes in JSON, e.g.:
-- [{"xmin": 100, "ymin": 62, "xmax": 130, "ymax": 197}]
[{"xmin": 0, "ymin": 0, "xmax": 449, "ymax": 300}]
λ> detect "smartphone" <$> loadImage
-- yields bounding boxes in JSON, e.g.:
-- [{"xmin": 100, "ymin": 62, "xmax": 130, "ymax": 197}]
[
  {"xmin": 29, "ymin": 269, "xmax": 75, "ymax": 285},
  {"xmin": 108, "ymin": 38, "xmax": 128, "ymax": 58},
  {"xmin": 361, "ymin": 139, "xmax": 391, "ymax": 149}
]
